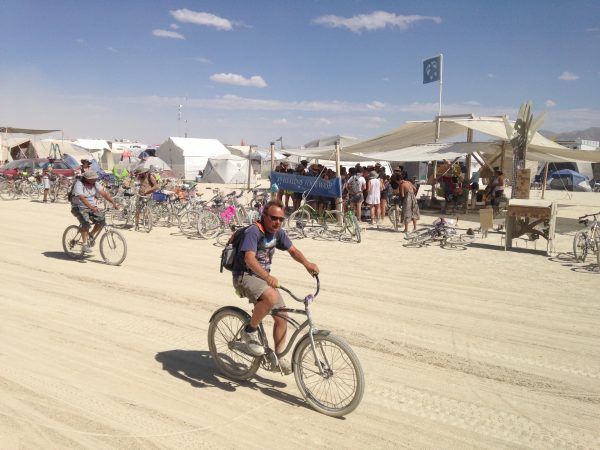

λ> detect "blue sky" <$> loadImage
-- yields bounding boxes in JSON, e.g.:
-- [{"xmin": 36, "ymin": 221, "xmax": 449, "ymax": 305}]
[{"xmin": 1, "ymin": 0, "xmax": 599, "ymax": 148}]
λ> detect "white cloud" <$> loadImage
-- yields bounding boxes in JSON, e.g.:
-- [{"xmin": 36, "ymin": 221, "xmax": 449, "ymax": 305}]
[
  {"xmin": 274, "ymin": 118, "xmax": 288, "ymax": 125},
  {"xmin": 107, "ymin": 47, "xmax": 118, "ymax": 53},
  {"xmin": 313, "ymin": 11, "xmax": 441, "ymax": 33},
  {"xmin": 210, "ymin": 73, "xmax": 267, "ymax": 88},
  {"xmin": 367, "ymin": 101, "xmax": 386, "ymax": 110},
  {"xmin": 487, "ymin": 73, "xmax": 495, "ymax": 78},
  {"xmin": 584, "ymin": 26, "xmax": 599, "ymax": 32},
  {"xmin": 464, "ymin": 100, "xmax": 481, "ymax": 106},
  {"xmin": 193, "ymin": 57, "xmax": 212, "ymax": 64},
  {"xmin": 382, "ymin": 77, "xmax": 390, "ymax": 82},
  {"xmin": 545, "ymin": 99, "xmax": 556, "ymax": 108},
  {"xmin": 170, "ymin": 23, "xmax": 180, "ymax": 30},
  {"xmin": 75, "ymin": 38, "xmax": 87, "ymax": 47},
  {"xmin": 152, "ymin": 29, "xmax": 185, "ymax": 40},
  {"xmin": 558, "ymin": 71, "xmax": 579, "ymax": 81},
  {"xmin": 170, "ymin": 9, "xmax": 233, "ymax": 30},
  {"xmin": 317, "ymin": 118, "xmax": 332, "ymax": 126}
]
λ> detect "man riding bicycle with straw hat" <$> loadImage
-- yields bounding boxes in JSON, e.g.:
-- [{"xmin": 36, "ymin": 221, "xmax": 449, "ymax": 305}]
[{"xmin": 232, "ymin": 199, "xmax": 319, "ymax": 374}]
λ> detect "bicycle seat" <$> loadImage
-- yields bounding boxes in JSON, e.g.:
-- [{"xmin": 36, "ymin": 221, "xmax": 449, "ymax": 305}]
[{"xmin": 578, "ymin": 219, "xmax": 589, "ymax": 226}]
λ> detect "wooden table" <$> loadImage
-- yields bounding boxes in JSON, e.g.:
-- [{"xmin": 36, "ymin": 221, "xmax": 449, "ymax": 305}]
[{"xmin": 504, "ymin": 199, "xmax": 557, "ymax": 255}]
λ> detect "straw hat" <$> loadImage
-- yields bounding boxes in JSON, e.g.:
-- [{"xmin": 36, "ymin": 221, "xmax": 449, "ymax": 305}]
[{"xmin": 369, "ymin": 171, "xmax": 378, "ymax": 179}]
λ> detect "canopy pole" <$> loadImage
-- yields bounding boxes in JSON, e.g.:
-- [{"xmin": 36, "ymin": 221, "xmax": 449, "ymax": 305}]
[
  {"xmin": 466, "ymin": 128, "xmax": 473, "ymax": 209},
  {"xmin": 270, "ymin": 142, "xmax": 276, "ymax": 172},
  {"xmin": 335, "ymin": 141, "xmax": 343, "ymax": 224},
  {"xmin": 541, "ymin": 162, "xmax": 549, "ymax": 200},
  {"xmin": 247, "ymin": 146, "xmax": 253, "ymax": 190}
]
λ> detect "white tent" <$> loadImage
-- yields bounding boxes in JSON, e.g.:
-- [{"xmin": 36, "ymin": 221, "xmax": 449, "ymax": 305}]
[
  {"xmin": 129, "ymin": 156, "xmax": 174, "ymax": 176},
  {"xmin": 157, "ymin": 137, "xmax": 230, "ymax": 180},
  {"xmin": 201, "ymin": 154, "xmax": 256, "ymax": 184}
]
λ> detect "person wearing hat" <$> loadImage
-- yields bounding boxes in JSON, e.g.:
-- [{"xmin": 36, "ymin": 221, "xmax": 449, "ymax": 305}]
[
  {"xmin": 70, "ymin": 170, "xmax": 119, "ymax": 253},
  {"xmin": 365, "ymin": 170, "xmax": 381, "ymax": 225},
  {"xmin": 77, "ymin": 159, "xmax": 92, "ymax": 177},
  {"xmin": 134, "ymin": 166, "xmax": 159, "ymax": 229}
]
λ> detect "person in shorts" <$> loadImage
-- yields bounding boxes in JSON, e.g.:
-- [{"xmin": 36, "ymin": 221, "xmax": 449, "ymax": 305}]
[
  {"xmin": 232, "ymin": 200, "xmax": 319, "ymax": 374},
  {"xmin": 70, "ymin": 170, "xmax": 119, "ymax": 253},
  {"xmin": 345, "ymin": 167, "xmax": 366, "ymax": 219}
]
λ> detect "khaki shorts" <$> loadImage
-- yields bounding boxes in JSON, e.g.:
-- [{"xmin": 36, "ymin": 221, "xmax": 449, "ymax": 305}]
[{"xmin": 233, "ymin": 273, "xmax": 285, "ymax": 308}]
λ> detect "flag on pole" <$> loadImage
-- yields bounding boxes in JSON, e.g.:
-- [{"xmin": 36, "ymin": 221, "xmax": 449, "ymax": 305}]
[{"xmin": 423, "ymin": 55, "xmax": 442, "ymax": 84}]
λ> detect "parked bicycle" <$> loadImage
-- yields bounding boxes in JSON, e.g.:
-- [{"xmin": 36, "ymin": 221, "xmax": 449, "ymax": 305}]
[
  {"xmin": 573, "ymin": 211, "xmax": 600, "ymax": 267},
  {"xmin": 320, "ymin": 202, "xmax": 361, "ymax": 243},
  {"xmin": 62, "ymin": 208, "xmax": 127, "ymax": 265},
  {"xmin": 208, "ymin": 275, "xmax": 364, "ymax": 417},
  {"xmin": 404, "ymin": 217, "xmax": 475, "ymax": 248},
  {"xmin": 386, "ymin": 195, "xmax": 402, "ymax": 231},
  {"xmin": 286, "ymin": 194, "xmax": 336, "ymax": 238}
]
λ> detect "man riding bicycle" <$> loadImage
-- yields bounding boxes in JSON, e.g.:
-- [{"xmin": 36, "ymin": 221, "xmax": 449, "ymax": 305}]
[
  {"xmin": 232, "ymin": 199, "xmax": 319, "ymax": 374},
  {"xmin": 70, "ymin": 170, "xmax": 119, "ymax": 253}
]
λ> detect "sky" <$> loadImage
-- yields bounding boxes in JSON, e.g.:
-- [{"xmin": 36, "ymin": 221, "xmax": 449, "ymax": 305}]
[{"xmin": 1, "ymin": 0, "xmax": 599, "ymax": 148}]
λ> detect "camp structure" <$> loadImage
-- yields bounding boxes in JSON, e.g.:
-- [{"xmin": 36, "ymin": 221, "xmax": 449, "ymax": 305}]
[
  {"xmin": 547, "ymin": 169, "xmax": 592, "ymax": 192},
  {"xmin": 201, "ymin": 154, "xmax": 256, "ymax": 184},
  {"xmin": 156, "ymin": 137, "xmax": 230, "ymax": 180},
  {"xmin": 1, "ymin": 127, "xmax": 61, "ymax": 161},
  {"xmin": 128, "ymin": 156, "xmax": 174, "ymax": 177}
]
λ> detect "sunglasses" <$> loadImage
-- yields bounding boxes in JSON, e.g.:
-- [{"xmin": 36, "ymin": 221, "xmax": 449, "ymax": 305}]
[{"xmin": 268, "ymin": 215, "xmax": 285, "ymax": 222}]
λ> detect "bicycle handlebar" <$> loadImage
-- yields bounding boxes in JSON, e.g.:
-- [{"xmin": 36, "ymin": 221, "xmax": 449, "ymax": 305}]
[
  {"xmin": 278, "ymin": 274, "xmax": 320, "ymax": 304},
  {"xmin": 578, "ymin": 212, "xmax": 600, "ymax": 220}
]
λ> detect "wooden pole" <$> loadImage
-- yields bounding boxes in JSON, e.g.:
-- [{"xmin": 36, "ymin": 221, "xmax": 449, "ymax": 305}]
[
  {"xmin": 466, "ymin": 128, "xmax": 473, "ymax": 210},
  {"xmin": 270, "ymin": 142, "xmax": 276, "ymax": 172},
  {"xmin": 335, "ymin": 141, "xmax": 343, "ymax": 224},
  {"xmin": 247, "ymin": 146, "xmax": 252, "ymax": 190},
  {"xmin": 541, "ymin": 162, "xmax": 549, "ymax": 200}
]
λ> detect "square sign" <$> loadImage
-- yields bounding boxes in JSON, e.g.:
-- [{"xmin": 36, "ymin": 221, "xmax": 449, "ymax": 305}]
[{"xmin": 423, "ymin": 56, "xmax": 441, "ymax": 84}]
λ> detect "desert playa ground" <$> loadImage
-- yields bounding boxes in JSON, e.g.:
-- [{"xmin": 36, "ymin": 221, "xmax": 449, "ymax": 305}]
[{"xmin": 1, "ymin": 188, "xmax": 599, "ymax": 449}]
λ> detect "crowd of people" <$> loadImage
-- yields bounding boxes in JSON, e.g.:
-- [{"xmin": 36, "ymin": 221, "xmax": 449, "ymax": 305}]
[{"xmin": 273, "ymin": 160, "xmax": 421, "ymax": 232}]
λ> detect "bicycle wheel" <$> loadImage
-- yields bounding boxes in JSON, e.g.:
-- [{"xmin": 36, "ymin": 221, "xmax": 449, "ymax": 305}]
[
  {"xmin": 99, "ymin": 229, "xmax": 127, "ymax": 266},
  {"xmin": 208, "ymin": 308, "xmax": 261, "ymax": 381},
  {"xmin": 197, "ymin": 211, "xmax": 222, "ymax": 239},
  {"xmin": 62, "ymin": 225, "xmax": 85, "ymax": 259},
  {"xmin": 29, "ymin": 184, "xmax": 41, "ymax": 200},
  {"xmin": 141, "ymin": 206, "xmax": 153, "ymax": 233},
  {"xmin": 350, "ymin": 214, "xmax": 361, "ymax": 243},
  {"xmin": 287, "ymin": 209, "xmax": 311, "ymax": 236},
  {"xmin": 573, "ymin": 230, "xmax": 588, "ymax": 262},
  {"xmin": 404, "ymin": 231, "xmax": 431, "ymax": 247},
  {"xmin": 0, "ymin": 181, "xmax": 8, "ymax": 200},
  {"xmin": 388, "ymin": 205, "xmax": 401, "ymax": 232},
  {"xmin": 293, "ymin": 333, "xmax": 364, "ymax": 417},
  {"xmin": 178, "ymin": 209, "xmax": 200, "ymax": 236}
]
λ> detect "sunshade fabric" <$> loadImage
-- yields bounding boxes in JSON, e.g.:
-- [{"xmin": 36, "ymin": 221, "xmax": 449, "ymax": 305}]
[{"xmin": 284, "ymin": 117, "xmax": 600, "ymax": 163}]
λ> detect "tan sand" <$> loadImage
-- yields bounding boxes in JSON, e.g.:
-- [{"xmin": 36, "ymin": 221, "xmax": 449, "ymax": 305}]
[{"xmin": 0, "ymin": 187, "xmax": 599, "ymax": 449}]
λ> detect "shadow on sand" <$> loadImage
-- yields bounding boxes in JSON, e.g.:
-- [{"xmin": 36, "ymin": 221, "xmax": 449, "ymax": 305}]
[{"xmin": 155, "ymin": 349, "xmax": 309, "ymax": 410}]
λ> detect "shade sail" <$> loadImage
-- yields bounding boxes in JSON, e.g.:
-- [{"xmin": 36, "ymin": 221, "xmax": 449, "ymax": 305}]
[{"xmin": 285, "ymin": 116, "xmax": 600, "ymax": 164}]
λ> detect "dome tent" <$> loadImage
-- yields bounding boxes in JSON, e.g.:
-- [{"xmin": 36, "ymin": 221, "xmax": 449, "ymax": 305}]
[{"xmin": 201, "ymin": 154, "xmax": 255, "ymax": 184}]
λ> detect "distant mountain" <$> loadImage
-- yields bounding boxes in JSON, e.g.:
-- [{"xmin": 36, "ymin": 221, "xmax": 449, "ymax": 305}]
[{"xmin": 540, "ymin": 127, "xmax": 600, "ymax": 142}]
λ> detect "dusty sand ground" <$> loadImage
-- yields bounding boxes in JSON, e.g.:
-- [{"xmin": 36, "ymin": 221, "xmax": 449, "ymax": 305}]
[{"xmin": 1, "ymin": 187, "xmax": 599, "ymax": 449}]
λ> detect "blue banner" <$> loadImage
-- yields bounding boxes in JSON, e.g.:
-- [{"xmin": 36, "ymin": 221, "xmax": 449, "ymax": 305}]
[
  {"xmin": 423, "ymin": 55, "xmax": 441, "ymax": 84},
  {"xmin": 271, "ymin": 172, "xmax": 342, "ymax": 198}
]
